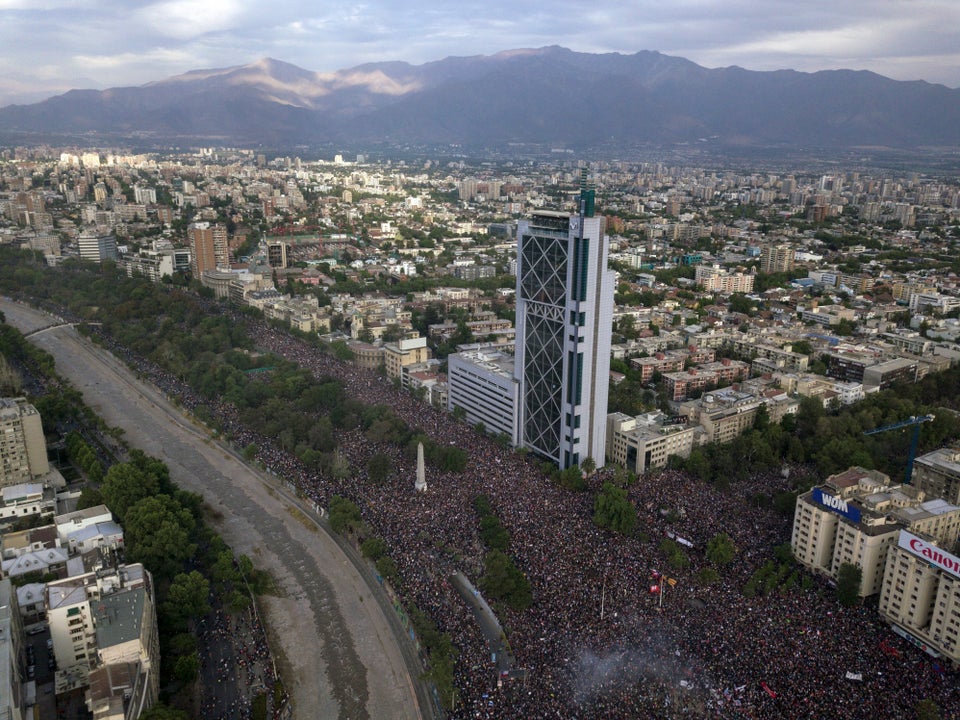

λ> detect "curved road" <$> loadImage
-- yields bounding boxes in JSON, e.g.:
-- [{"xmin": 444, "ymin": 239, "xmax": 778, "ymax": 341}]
[{"xmin": 1, "ymin": 299, "xmax": 423, "ymax": 720}]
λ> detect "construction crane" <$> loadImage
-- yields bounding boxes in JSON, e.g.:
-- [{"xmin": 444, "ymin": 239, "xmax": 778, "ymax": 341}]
[{"xmin": 863, "ymin": 414, "xmax": 935, "ymax": 485}]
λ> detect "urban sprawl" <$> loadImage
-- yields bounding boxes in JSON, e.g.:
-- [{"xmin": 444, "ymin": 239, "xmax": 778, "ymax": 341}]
[{"xmin": 1, "ymin": 146, "xmax": 960, "ymax": 719}]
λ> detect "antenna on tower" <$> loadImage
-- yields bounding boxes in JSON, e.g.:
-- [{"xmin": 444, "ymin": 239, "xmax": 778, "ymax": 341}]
[{"xmin": 579, "ymin": 169, "xmax": 595, "ymax": 218}]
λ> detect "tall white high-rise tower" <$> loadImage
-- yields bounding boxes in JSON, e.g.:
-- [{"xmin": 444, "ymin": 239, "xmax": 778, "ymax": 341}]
[{"xmin": 514, "ymin": 172, "xmax": 614, "ymax": 470}]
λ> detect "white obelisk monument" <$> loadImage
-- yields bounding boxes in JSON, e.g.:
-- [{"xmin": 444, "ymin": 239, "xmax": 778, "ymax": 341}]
[{"xmin": 415, "ymin": 441, "xmax": 427, "ymax": 492}]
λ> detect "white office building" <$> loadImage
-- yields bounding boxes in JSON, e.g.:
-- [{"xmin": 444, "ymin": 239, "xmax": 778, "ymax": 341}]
[{"xmin": 447, "ymin": 348, "xmax": 520, "ymax": 445}]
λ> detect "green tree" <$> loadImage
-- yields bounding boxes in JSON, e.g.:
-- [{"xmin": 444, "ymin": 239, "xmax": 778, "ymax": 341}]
[
  {"xmin": 360, "ymin": 536, "xmax": 389, "ymax": 561},
  {"xmin": 76, "ymin": 486, "xmax": 103, "ymax": 511},
  {"xmin": 124, "ymin": 495, "xmax": 197, "ymax": 580},
  {"xmin": 329, "ymin": 340, "xmax": 354, "ymax": 361},
  {"xmin": 169, "ymin": 633, "xmax": 197, "ymax": 656},
  {"xmin": 375, "ymin": 555, "xmax": 399, "ymax": 581},
  {"xmin": 593, "ymin": 482, "xmax": 637, "ymax": 535},
  {"xmin": 128, "ymin": 449, "xmax": 172, "ymax": 492},
  {"xmin": 791, "ymin": 340, "xmax": 813, "ymax": 356},
  {"xmin": 163, "ymin": 571, "xmax": 211, "ymax": 628},
  {"xmin": 224, "ymin": 589, "xmax": 251, "ymax": 614},
  {"xmin": 752, "ymin": 404, "xmax": 770, "ymax": 431},
  {"xmin": 835, "ymin": 318, "xmax": 857, "ymax": 336},
  {"xmin": 705, "ymin": 532, "xmax": 737, "ymax": 566},
  {"xmin": 479, "ymin": 550, "xmax": 533, "ymax": 610},
  {"xmin": 367, "ymin": 453, "xmax": 393, "ymax": 484},
  {"xmin": 728, "ymin": 293, "xmax": 757, "ymax": 316},
  {"xmin": 328, "ymin": 495, "xmax": 362, "ymax": 534},
  {"xmin": 580, "ymin": 456, "xmax": 597, "ymax": 476},
  {"xmin": 139, "ymin": 705, "xmax": 190, "ymax": 720},
  {"xmin": 916, "ymin": 699, "xmax": 941, "ymax": 720},
  {"xmin": 836, "ymin": 562, "xmax": 862, "ymax": 607},
  {"xmin": 556, "ymin": 464, "xmax": 587, "ymax": 491},
  {"xmin": 479, "ymin": 514, "xmax": 510, "ymax": 552},
  {"xmin": 173, "ymin": 652, "xmax": 200, "ymax": 683},
  {"xmin": 617, "ymin": 314, "xmax": 638, "ymax": 340},
  {"xmin": 659, "ymin": 538, "xmax": 690, "ymax": 569},
  {"xmin": 434, "ymin": 445, "xmax": 467, "ymax": 472},
  {"xmin": 101, "ymin": 462, "xmax": 159, "ymax": 521}
]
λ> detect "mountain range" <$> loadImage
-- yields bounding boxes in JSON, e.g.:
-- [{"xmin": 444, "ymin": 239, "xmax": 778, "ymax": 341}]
[{"xmin": 1, "ymin": 46, "xmax": 959, "ymax": 151}]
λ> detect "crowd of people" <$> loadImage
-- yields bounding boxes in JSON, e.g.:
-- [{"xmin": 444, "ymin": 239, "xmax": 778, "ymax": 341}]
[
  {"xmin": 195, "ymin": 600, "xmax": 286, "ymax": 719},
  {"xmin": 104, "ymin": 315, "xmax": 960, "ymax": 719}
]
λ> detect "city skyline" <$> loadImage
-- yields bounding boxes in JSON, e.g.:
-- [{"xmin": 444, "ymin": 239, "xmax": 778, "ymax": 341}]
[{"xmin": 1, "ymin": 0, "xmax": 959, "ymax": 108}]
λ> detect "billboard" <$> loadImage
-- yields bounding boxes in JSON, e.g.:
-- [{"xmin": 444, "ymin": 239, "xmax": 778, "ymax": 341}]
[
  {"xmin": 899, "ymin": 531, "xmax": 960, "ymax": 579},
  {"xmin": 812, "ymin": 488, "xmax": 862, "ymax": 523}
]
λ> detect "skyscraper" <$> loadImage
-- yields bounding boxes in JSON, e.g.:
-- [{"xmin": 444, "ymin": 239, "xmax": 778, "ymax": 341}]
[
  {"xmin": 189, "ymin": 222, "xmax": 229, "ymax": 277},
  {"xmin": 514, "ymin": 173, "xmax": 614, "ymax": 469}
]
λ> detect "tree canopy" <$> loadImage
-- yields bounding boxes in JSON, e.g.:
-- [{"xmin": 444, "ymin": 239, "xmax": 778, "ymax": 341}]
[
  {"xmin": 124, "ymin": 495, "xmax": 197, "ymax": 580},
  {"xmin": 593, "ymin": 482, "xmax": 638, "ymax": 535},
  {"xmin": 836, "ymin": 563, "xmax": 862, "ymax": 607},
  {"xmin": 479, "ymin": 550, "xmax": 533, "ymax": 611},
  {"xmin": 101, "ymin": 461, "xmax": 160, "ymax": 521},
  {"xmin": 163, "ymin": 570, "xmax": 212, "ymax": 629},
  {"xmin": 706, "ymin": 533, "xmax": 737, "ymax": 567}
]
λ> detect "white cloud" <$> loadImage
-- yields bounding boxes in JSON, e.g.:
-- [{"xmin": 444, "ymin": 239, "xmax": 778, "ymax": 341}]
[
  {"xmin": 135, "ymin": 0, "xmax": 246, "ymax": 40},
  {"xmin": 1, "ymin": 0, "xmax": 959, "ymax": 107},
  {"xmin": 73, "ymin": 48, "xmax": 199, "ymax": 84}
]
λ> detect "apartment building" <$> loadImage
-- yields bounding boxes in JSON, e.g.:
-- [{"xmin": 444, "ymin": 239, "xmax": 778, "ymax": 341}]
[
  {"xmin": 0, "ymin": 579, "xmax": 26, "ymax": 720},
  {"xmin": 46, "ymin": 563, "xmax": 159, "ymax": 714},
  {"xmin": 606, "ymin": 412, "xmax": 704, "ymax": 474},
  {"xmin": 678, "ymin": 386, "xmax": 799, "ymax": 444},
  {"xmin": 694, "ymin": 264, "xmax": 755, "ymax": 293},
  {"xmin": 383, "ymin": 335, "xmax": 431, "ymax": 380},
  {"xmin": 0, "ymin": 398, "xmax": 49, "ymax": 489},
  {"xmin": 792, "ymin": 467, "xmax": 960, "ymax": 597},
  {"xmin": 913, "ymin": 447, "xmax": 960, "ymax": 506},
  {"xmin": 879, "ymin": 531, "xmax": 960, "ymax": 666},
  {"xmin": 760, "ymin": 243, "xmax": 795, "ymax": 274},
  {"xmin": 120, "ymin": 250, "xmax": 174, "ymax": 284},
  {"xmin": 189, "ymin": 222, "xmax": 229, "ymax": 276}
]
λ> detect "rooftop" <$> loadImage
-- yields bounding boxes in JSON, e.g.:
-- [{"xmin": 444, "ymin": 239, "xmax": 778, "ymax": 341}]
[
  {"xmin": 95, "ymin": 587, "xmax": 146, "ymax": 649},
  {"xmin": 55, "ymin": 504, "xmax": 112, "ymax": 527}
]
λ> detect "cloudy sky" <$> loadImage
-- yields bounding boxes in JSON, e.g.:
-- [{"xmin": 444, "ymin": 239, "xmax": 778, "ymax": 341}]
[{"xmin": 1, "ymin": 0, "xmax": 959, "ymax": 107}]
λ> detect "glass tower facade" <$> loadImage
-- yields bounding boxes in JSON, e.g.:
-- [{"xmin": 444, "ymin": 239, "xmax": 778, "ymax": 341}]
[{"xmin": 514, "ymin": 194, "xmax": 614, "ymax": 469}]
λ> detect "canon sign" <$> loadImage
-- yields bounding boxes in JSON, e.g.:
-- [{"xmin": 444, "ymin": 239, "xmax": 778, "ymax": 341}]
[{"xmin": 899, "ymin": 531, "xmax": 960, "ymax": 579}]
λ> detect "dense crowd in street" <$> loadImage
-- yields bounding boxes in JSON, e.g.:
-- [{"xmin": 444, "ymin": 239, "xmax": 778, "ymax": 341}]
[
  {"xmin": 195, "ymin": 599, "xmax": 285, "ymax": 719},
  {"xmin": 104, "ymin": 315, "xmax": 960, "ymax": 719}
]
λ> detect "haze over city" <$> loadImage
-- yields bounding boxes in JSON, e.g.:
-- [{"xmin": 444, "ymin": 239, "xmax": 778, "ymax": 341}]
[{"xmin": 2, "ymin": 0, "xmax": 960, "ymax": 107}]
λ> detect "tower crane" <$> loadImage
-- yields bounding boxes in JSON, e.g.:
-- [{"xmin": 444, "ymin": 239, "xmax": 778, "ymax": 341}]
[{"xmin": 862, "ymin": 414, "xmax": 935, "ymax": 485}]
